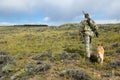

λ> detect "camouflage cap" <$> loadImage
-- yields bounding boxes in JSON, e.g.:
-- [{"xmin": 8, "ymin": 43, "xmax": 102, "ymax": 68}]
[{"xmin": 84, "ymin": 13, "xmax": 89, "ymax": 18}]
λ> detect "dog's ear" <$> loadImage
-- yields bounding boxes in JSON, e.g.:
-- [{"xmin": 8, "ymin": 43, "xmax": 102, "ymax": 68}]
[
  {"xmin": 101, "ymin": 43, "xmax": 103, "ymax": 46},
  {"xmin": 98, "ymin": 44, "xmax": 100, "ymax": 46},
  {"xmin": 98, "ymin": 43, "xmax": 103, "ymax": 46}
]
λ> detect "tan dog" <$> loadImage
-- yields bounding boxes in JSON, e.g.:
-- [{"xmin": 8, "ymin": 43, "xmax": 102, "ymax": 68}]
[{"xmin": 96, "ymin": 44, "xmax": 104, "ymax": 64}]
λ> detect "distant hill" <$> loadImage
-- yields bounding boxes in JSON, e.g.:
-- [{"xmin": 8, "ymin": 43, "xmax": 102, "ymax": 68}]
[
  {"xmin": 59, "ymin": 23, "xmax": 79, "ymax": 28},
  {"xmin": 59, "ymin": 23, "xmax": 120, "ymax": 29},
  {"xmin": 14, "ymin": 24, "xmax": 48, "ymax": 27}
]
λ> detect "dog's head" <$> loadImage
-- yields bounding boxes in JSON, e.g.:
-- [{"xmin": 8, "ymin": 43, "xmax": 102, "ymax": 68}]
[
  {"xmin": 97, "ymin": 43, "xmax": 104, "ymax": 54},
  {"xmin": 97, "ymin": 43, "xmax": 104, "ymax": 53},
  {"xmin": 98, "ymin": 43, "xmax": 103, "ymax": 47}
]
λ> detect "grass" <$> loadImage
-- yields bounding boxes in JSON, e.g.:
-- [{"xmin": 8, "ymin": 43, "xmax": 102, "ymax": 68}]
[{"xmin": 0, "ymin": 24, "xmax": 120, "ymax": 80}]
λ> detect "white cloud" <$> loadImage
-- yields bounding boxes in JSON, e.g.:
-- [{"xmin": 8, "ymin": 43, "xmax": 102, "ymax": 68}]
[
  {"xmin": 0, "ymin": 0, "xmax": 36, "ymax": 12},
  {"xmin": 43, "ymin": 17, "xmax": 50, "ymax": 22},
  {"xmin": 96, "ymin": 19, "xmax": 120, "ymax": 24},
  {"xmin": 0, "ymin": 0, "xmax": 120, "ymax": 23},
  {"xmin": 0, "ymin": 22, "xmax": 17, "ymax": 26}
]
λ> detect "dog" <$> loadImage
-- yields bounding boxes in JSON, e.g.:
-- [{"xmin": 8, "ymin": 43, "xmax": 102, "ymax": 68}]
[{"xmin": 96, "ymin": 44, "xmax": 104, "ymax": 64}]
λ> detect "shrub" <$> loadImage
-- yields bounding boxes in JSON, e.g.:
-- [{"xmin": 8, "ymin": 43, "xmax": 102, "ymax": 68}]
[
  {"xmin": 69, "ymin": 53, "xmax": 81, "ymax": 60},
  {"xmin": 0, "ymin": 51, "xmax": 8, "ymax": 55},
  {"xmin": 116, "ymin": 48, "xmax": 120, "ymax": 54},
  {"xmin": 24, "ymin": 63, "xmax": 36, "ymax": 75},
  {"xmin": 59, "ymin": 52, "xmax": 68, "ymax": 60},
  {"xmin": 112, "ymin": 42, "xmax": 119, "ymax": 48},
  {"xmin": 59, "ymin": 69, "xmax": 94, "ymax": 80},
  {"xmin": 31, "ymin": 51, "xmax": 53, "ymax": 60},
  {"xmin": 106, "ymin": 60, "xmax": 120, "ymax": 69},
  {"xmin": 2, "ymin": 63, "xmax": 15, "ymax": 74},
  {"xmin": 35, "ymin": 62, "xmax": 51, "ymax": 73}
]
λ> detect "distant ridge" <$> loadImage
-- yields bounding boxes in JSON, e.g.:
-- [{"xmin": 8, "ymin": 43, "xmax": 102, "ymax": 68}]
[{"xmin": 14, "ymin": 24, "xmax": 48, "ymax": 27}]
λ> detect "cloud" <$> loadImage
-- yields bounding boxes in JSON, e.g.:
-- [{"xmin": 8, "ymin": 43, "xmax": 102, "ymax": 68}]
[
  {"xmin": 0, "ymin": 22, "xmax": 16, "ymax": 26},
  {"xmin": 43, "ymin": 17, "xmax": 51, "ymax": 22},
  {"xmin": 0, "ymin": 0, "xmax": 120, "ymax": 24},
  {"xmin": 96, "ymin": 20, "xmax": 120, "ymax": 24},
  {"xmin": 0, "ymin": 0, "xmax": 36, "ymax": 13}
]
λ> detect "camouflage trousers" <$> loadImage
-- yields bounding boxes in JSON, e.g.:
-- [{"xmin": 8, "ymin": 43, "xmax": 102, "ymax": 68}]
[{"xmin": 84, "ymin": 31, "xmax": 94, "ymax": 58}]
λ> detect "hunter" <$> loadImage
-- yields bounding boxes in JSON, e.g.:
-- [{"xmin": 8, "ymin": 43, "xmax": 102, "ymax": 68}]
[{"xmin": 80, "ymin": 13, "xmax": 98, "ymax": 58}]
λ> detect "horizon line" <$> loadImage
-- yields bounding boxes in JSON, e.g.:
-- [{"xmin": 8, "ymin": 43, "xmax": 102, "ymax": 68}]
[{"xmin": 0, "ymin": 19, "xmax": 120, "ymax": 26}]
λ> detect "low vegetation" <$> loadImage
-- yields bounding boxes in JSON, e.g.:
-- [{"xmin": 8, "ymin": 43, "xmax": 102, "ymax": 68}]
[{"xmin": 0, "ymin": 23, "xmax": 120, "ymax": 80}]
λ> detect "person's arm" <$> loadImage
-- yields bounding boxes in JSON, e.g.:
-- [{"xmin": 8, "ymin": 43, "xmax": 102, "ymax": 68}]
[
  {"xmin": 80, "ymin": 20, "xmax": 86, "ymax": 32},
  {"xmin": 91, "ymin": 20, "xmax": 98, "ymax": 30},
  {"xmin": 91, "ymin": 20, "xmax": 99, "ymax": 37}
]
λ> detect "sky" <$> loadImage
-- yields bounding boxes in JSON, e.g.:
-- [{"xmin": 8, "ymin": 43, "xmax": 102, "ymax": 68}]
[{"xmin": 0, "ymin": 0, "xmax": 120, "ymax": 26}]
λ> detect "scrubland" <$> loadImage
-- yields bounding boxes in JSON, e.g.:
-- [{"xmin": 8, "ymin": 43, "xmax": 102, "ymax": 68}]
[{"xmin": 0, "ymin": 23, "xmax": 120, "ymax": 80}]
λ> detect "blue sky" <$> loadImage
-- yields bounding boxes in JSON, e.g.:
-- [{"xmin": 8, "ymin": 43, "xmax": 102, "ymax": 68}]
[{"xmin": 0, "ymin": 0, "xmax": 120, "ymax": 25}]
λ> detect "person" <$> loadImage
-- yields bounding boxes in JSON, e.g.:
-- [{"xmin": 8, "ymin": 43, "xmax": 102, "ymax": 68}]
[{"xmin": 80, "ymin": 13, "xmax": 98, "ymax": 58}]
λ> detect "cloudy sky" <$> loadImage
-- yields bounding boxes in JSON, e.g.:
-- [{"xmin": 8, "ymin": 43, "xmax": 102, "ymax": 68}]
[{"xmin": 0, "ymin": 0, "xmax": 120, "ymax": 25}]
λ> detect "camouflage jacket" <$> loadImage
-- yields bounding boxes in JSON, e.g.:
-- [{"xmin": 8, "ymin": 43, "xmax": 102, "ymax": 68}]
[{"xmin": 80, "ymin": 18, "xmax": 98, "ymax": 32}]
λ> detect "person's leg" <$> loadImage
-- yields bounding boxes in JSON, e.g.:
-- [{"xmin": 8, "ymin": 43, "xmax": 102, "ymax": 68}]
[
  {"xmin": 90, "ymin": 36, "xmax": 92, "ymax": 55},
  {"xmin": 84, "ymin": 35, "xmax": 90, "ymax": 58}
]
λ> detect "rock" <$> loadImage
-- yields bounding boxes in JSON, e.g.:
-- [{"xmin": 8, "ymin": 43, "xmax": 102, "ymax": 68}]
[{"xmin": 59, "ymin": 69, "xmax": 91, "ymax": 80}]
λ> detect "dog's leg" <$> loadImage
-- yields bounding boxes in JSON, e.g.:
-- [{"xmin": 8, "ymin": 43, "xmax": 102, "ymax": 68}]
[{"xmin": 100, "ymin": 54, "xmax": 103, "ymax": 65}]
